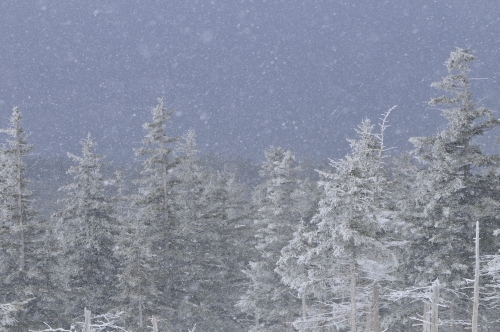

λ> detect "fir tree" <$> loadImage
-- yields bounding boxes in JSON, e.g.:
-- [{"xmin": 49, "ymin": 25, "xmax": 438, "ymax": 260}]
[
  {"xmin": 280, "ymin": 119, "xmax": 393, "ymax": 331},
  {"xmin": 238, "ymin": 146, "xmax": 304, "ymax": 331},
  {"xmin": 0, "ymin": 107, "xmax": 59, "ymax": 330},
  {"xmin": 162, "ymin": 130, "xmax": 253, "ymax": 331},
  {"xmin": 407, "ymin": 48, "xmax": 500, "ymax": 313},
  {"xmin": 0, "ymin": 107, "xmax": 34, "ymax": 276},
  {"xmin": 166, "ymin": 129, "xmax": 211, "ymax": 330},
  {"xmin": 191, "ymin": 169, "xmax": 253, "ymax": 331},
  {"xmin": 132, "ymin": 98, "xmax": 180, "ymax": 329},
  {"xmin": 113, "ymin": 171, "xmax": 159, "ymax": 331},
  {"xmin": 53, "ymin": 134, "xmax": 119, "ymax": 318}
]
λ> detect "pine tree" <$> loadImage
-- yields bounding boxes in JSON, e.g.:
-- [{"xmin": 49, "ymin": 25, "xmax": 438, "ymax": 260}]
[
  {"xmin": 382, "ymin": 153, "xmax": 426, "ymax": 331},
  {"xmin": 0, "ymin": 107, "xmax": 34, "ymax": 277},
  {"xmin": 53, "ymin": 134, "xmax": 119, "ymax": 318},
  {"xmin": 191, "ymin": 169, "xmax": 253, "ymax": 331},
  {"xmin": 166, "ymin": 129, "xmax": 211, "ymax": 330},
  {"xmin": 171, "ymin": 130, "xmax": 208, "ymax": 248},
  {"xmin": 113, "ymin": 171, "xmax": 159, "ymax": 331},
  {"xmin": 280, "ymin": 119, "xmax": 393, "ymax": 331},
  {"xmin": 132, "ymin": 98, "xmax": 180, "ymax": 329},
  {"xmin": 160, "ymin": 130, "xmax": 254, "ymax": 331},
  {"xmin": 238, "ymin": 146, "xmax": 304, "ymax": 331},
  {"xmin": 0, "ymin": 107, "xmax": 59, "ymax": 330},
  {"xmin": 277, "ymin": 220, "xmax": 327, "ymax": 331},
  {"xmin": 406, "ymin": 49, "xmax": 500, "ymax": 327},
  {"xmin": 275, "ymin": 176, "xmax": 322, "ymax": 331}
]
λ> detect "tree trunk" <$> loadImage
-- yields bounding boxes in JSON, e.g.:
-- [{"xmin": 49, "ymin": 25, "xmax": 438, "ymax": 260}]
[
  {"xmin": 450, "ymin": 304, "xmax": 455, "ymax": 332},
  {"xmin": 431, "ymin": 279, "xmax": 439, "ymax": 332},
  {"xmin": 255, "ymin": 309, "xmax": 260, "ymax": 329},
  {"xmin": 83, "ymin": 308, "xmax": 91, "ymax": 332},
  {"xmin": 350, "ymin": 262, "xmax": 357, "ymax": 332},
  {"xmin": 162, "ymin": 163, "xmax": 168, "ymax": 224},
  {"xmin": 364, "ymin": 307, "xmax": 372, "ymax": 332},
  {"xmin": 152, "ymin": 316, "xmax": 158, "ymax": 332},
  {"xmin": 16, "ymin": 131, "xmax": 25, "ymax": 273},
  {"xmin": 373, "ymin": 281, "xmax": 380, "ymax": 332},
  {"xmin": 423, "ymin": 301, "xmax": 431, "ymax": 332},
  {"xmin": 302, "ymin": 292, "xmax": 306, "ymax": 319},
  {"xmin": 139, "ymin": 297, "xmax": 143, "ymax": 329},
  {"xmin": 137, "ymin": 247, "xmax": 144, "ymax": 329},
  {"xmin": 471, "ymin": 221, "xmax": 479, "ymax": 332}
]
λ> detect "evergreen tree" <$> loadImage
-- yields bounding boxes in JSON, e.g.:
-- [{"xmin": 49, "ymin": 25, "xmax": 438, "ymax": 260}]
[
  {"xmin": 113, "ymin": 171, "xmax": 159, "ymax": 331},
  {"xmin": 162, "ymin": 130, "xmax": 254, "ymax": 331},
  {"xmin": 132, "ymin": 98, "xmax": 180, "ymax": 329},
  {"xmin": 279, "ymin": 119, "xmax": 393, "ymax": 331},
  {"xmin": 0, "ymin": 107, "xmax": 34, "ymax": 277},
  {"xmin": 0, "ymin": 107, "xmax": 59, "ymax": 330},
  {"xmin": 275, "ymin": 171, "xmax": 322, "ymax": 331},
  {"xmin": 53, "ymin": 134, "xmax": 119, "ymax": 319},
  {"xmin": 191, "ymin": 169, "xmax": 253, "ymax": 331},
  {"xmin": 406, "ymin": 49, "xmax": 500, "ymax": 325},
  {"xmin": 381, "ymin": 153, "xmax": 426, "ymax": 331},
  {"xmin": 238, "ymin": 146, "xmax": 304, "ymax": 331},
  {"xmin": 166, "ymin": 129, "xmax": 212, "ymax": 330}
]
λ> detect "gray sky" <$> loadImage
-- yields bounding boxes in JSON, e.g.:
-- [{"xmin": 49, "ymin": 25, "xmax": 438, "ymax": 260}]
[{"xmin": 1, "ymin": 0, "xmax": 500, "ymax": 162}]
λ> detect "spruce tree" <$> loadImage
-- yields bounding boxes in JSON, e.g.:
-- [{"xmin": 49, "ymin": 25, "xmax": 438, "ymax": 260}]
[
  {"xmin": 162, "ymin": 130, "xmax": 253, "ymax": 331},
  {"xmin": 132, "ymin": 98, "xmax": 180, "ymax": 329},
  {"xmin": 0, "ymin": 107, "xmax": 34, "ymax": 277},
  {"xmin": 279, "ymin": 119, "xmax": 393, "ymax": 331},
  {"xmin": 410, "ymin": 48, "xmax": 500, "ymax": 287},
  {"xmin": 167, "ymin": 129, "xmax": 211, "ymax": 330},
  {"xmin": 113, "ymin": 171, "xmax": 159, "ymax": 331},
  {"xmin": 53, "ymin": 134, "xmax": 119, "ymax": 318},
  {"xmin": 0, "ymin": 107, "xmax": 59, "ymax": 330},
  {"xmin": 408, "ymin": 48, "xmax": 500, "ymax": 304},
  {"xmin": 238, "ymin": 146, "xmax": 304, "ymax": 331},
  {"xmin": 192, "ymin": 169, "xmax": 253, "ymax": 331}
]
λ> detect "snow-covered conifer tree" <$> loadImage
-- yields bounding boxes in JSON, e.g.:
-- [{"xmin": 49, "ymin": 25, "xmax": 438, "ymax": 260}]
[
  {"xmin": 164, "ymin": 129, "xmax": 211, "ymax": 329},
  {"xmin": 171, "ymin": 130, "xmax": 207, "ymax": 241},
  {"xmin": 238, "ymin": 146, "xmax": 304, "ymax": 331},
  {"xmin": 53, "ymin": 134, "xmax": 119, "ymax": 318},
  {"xmin": 0, "ymin": 107, "xmax": 59, "ymax": 330},
  {"xmin": 113, "ymin": 171, "xmax": 159, "ymax": 332},
  {"xmin": 0, "ymin": 107, "xmax": 34, "ymax": 276},
  {"xmin": 132, "ymin": 98, "xmax": 180, "ymax": 328},
  {"xmin": 191, "ymin": 169, "xmax": 253, "ymax": 331},
  {"xmin": 275, "ymin": 177, "xmax": 321, "ymax": 331},
  {"xmin": 134, "ymin": 98, "xmax": 180, "ymax": 226},
  {"xmin": 158, "ymin": 130, "xmax": 254, "ymax": 331},
  {"xmin": 406, "ymin": 48, "xmax": 500, "ymax": 325},
  {"xmin": 282, "ymin": 119, "xmax": 393, "ymax": 331}
]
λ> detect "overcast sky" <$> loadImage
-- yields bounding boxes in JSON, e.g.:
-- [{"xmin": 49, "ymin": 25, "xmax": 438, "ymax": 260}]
[{"xmin": 1, "ymin": 0, "xmax": 500, "ymax": 163}]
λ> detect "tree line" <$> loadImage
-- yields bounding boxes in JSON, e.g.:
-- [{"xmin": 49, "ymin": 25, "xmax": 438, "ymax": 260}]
[{"xmin": 1, "ymin": 48, "xmax": 500, "ymax": 331}]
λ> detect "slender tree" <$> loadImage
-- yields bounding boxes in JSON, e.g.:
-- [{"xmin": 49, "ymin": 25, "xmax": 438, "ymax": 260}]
[
  {"xmin": 0, "ymin": 107, "xmax": 60, "ymax": 330},
  {"xmin": 406, "ymin": 48, "xmax": 500, "ymax": 328},
  {"xmin": 132, "ymin": 98, "xmax": 180, "ymax": 329},
  {"xmin": 114, "ymin": 171, "xmax": 159, "ymax": 331},
  {"xmin": 280, "ymin": 119, "xmax": 394, "ymax": 331},
  {"xmin": 193, "ymin": 169, "xmax": 253, "ymax": 331},
  {"xmin": 275, "ymin": 177, "xmax": 322, "ymax": 331},
  {"xmin": 166, "ymin": 130, "xmax": 254, "ymax": 331},
  {"xmin": 409, "ymin": 48, "xmax": 500, "ymax": 286},
  {"xmin": 166, "ymin": 129, "xmax": 211, "ymax": 330},
  {"xmin": 53, "ymin": 134, "xmax": 119, "ymax": 318},
  {"xmin": 0, "ymin": 108, "xmax": 36, "ymax": 281},
  {"xmin": 0, "ymin": 107, "xmax": 34, "ymax": 275},
  {"xmin": 238, "ymin": 146, "xmax": 304, "ymax": 331}
]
